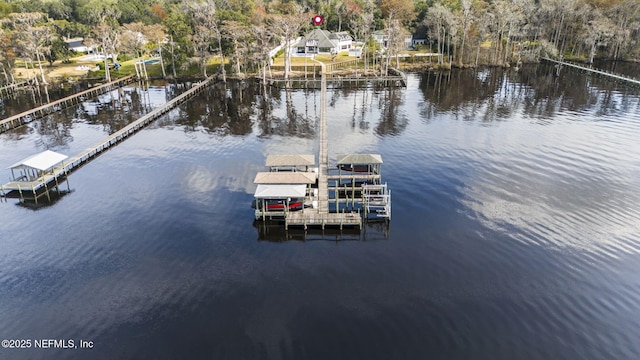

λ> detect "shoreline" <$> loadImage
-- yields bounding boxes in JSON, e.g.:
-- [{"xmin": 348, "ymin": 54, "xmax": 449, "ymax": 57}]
[{"xmin": 4, "ymin": 57, "xmax": 638, "ymax": 86}]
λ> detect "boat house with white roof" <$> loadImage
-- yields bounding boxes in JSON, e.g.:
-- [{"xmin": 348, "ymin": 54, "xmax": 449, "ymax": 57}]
[{"xmin": 1, "ymin": 150, "xmax": 70, "ymax": 203}]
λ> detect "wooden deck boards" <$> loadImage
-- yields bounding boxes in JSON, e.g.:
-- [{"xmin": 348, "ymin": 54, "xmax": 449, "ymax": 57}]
[
  {"xmin": 286, "ymin": 210, "xmax": 361, "ymax": 229},
  {"xmin": 317, "ymin": 61, "xmax": 329, "ymax": 214}
]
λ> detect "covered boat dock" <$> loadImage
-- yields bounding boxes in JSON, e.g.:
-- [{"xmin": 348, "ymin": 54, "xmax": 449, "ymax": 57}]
[
  {"xmin": 254, "ymin": 184, "xmax": 308, "ymax": 220},
  {"xmin": 1, "ymin": 150, "xmax": 70, "ymax": 202},
  {"xmin": 265, "ymin": 154, "xmax": 315, "ymax": 172}
]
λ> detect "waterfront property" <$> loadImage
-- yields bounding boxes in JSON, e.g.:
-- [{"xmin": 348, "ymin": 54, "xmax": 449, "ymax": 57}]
[{"xmin": 295, "ymin": 29, "xmax": 353, "ymax": 55}]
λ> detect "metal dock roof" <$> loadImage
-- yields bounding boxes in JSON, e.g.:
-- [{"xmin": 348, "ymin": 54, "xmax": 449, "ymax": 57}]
[
  {"xmin": 265, "ymin": 154, "xmax": 315, "ymax": 167},
  {"xmin": 253, "ymin": 172, "xmax": 317, "ymax": 184},
  {"xmin": 336, "ymin": 154, "xmax": 383, "ymax": 165}
]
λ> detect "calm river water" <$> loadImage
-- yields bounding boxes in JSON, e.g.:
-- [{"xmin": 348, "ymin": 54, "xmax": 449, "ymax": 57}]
[{"xmin": 1, "ymin": 64, "xmax": 640, "ymax": 360}]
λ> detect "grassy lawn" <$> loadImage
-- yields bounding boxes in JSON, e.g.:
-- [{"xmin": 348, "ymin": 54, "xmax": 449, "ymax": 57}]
[
  {"xmin": 271, "ymin": 53, "xmax": 357, "ymax": 66},
  {"xmin": 9, "ymin": 54, "xmax": 230, "ymax": 82}
]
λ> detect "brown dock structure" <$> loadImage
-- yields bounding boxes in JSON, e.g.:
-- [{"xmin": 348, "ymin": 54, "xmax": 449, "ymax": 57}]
[
  {"xmin": 0, "ymin": 75, "xmax": 137, "ymax": 134},
  {"xmin": 253, "ymin": 61, "xmax": 392, "ymax": 230},
  {"xmin": 2, "ymin": 76, "xmax": 215, "ymax": 203}
]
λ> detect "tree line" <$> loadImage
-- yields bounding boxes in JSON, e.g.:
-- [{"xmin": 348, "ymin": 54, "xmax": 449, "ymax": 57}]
[{"xmin": 0, "ymin": 0, "xmax": 639, "ymax": 84}]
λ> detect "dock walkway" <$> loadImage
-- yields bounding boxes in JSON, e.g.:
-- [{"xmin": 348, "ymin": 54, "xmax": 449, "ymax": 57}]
[
  {"xmin": 285, "ymin": 209, "xmax": 362, "ymax": 230},
  {"xmin": 542, "ymin": 58, "xmax": 640, "ymax": 86},
  {"xmin": 0, "ymin": 75, "xmax": 136, "ymax": 134},
  {"xmin": 2, "ymin": 76, "xmax": 214, "ymax": 200},
  {"xmin": 317, "ymin": 60, "xmax": 329, "ymax": 214}
]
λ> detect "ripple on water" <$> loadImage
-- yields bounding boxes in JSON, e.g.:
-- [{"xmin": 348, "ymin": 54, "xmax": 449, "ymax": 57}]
[{"xmin": 2, "ymin": 73, "xmax": 640, "ymax": 359}]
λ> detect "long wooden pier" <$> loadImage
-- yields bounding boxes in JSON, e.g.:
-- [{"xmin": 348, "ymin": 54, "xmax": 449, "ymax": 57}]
[
  {"xmin": 1, "ymin": 76, "xmax": 214, "ymax": 201},
  {"xmin": 0, "ymin": 74, "xmax": 136, "ymax": 134},
  {"xmin": 317, "ymin": 60, "xmax": 329, "ymax": 214},
  {"xmin": 542, "ymin": 58, "xmax": 640, "ymax": 86}
]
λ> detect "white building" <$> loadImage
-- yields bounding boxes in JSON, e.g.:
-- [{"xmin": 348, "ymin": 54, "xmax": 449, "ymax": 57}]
[
  {"xmin": 371, "ymin": 30, "xmax": 413, "ymax": 50},
  {"xmin": 294, "ymin": 29, "xmax": 353, "ymax": 55},
  {"xmin": 63, "ymin": 38, "xmax": 95, "ymax": 54}
]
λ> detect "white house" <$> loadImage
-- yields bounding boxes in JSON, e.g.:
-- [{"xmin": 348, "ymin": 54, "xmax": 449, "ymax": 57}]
[
  {"xmin": 371, "ymin": 30, "xmax": 413, "ymax": 50},
  {"xmin": 63, "ymin": 38, "xmax": 95, "ymax": 53},
  {"xmin": 294, "ymin": 29, "xmax": 353, "ymax": 55},
  {"xmin": 372, "ymin": 30, "xmax": 388, "ymax": 48}
]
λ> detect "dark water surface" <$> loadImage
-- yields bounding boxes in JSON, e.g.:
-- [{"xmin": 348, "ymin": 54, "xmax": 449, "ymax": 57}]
[{"xmin": 1, "ymin": 65, "xmax": 640, "ymax": 360}]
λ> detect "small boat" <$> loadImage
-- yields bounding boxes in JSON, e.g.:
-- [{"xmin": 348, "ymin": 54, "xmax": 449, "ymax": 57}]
[
  {"xmin": 259, "ymin": 199, "xmax": 304, "ymax": 211},
  {"xmin": 339, "ymin": 164, "xmax": 370, "ymax": 173}
]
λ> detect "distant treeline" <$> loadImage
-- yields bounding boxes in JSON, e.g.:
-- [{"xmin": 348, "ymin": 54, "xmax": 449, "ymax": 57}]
[{"xmin": 0, "ymin": 0, "xmax": 639, "ymax": 82}]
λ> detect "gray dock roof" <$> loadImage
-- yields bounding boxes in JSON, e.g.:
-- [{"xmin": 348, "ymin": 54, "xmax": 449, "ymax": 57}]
[
  {"xmin": 265, "ymin": 154, "xmax": 315, "ymax": 167},
  {"xmin": 254, "ymin": 172, "xmax": 317, "ymax": 184},
  {"xmin": 336, "ymin": 154, "xmax": 383, "ymax": 165},
  {"xmin": 296, "ymin": 29, "xmax": 337, "ymax": 49}
]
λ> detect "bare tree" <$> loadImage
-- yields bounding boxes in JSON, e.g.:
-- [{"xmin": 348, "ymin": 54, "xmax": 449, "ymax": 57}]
[
  {"xmin": 0, "ymin": 30, "xmax": 17, "ymax": 84},
  {"xmin": 7, "ymin": 13, "xmax": 53, "ymax": 85},
  {"xmin": 186, "ymin": 0, "xmax": 225, "ymax": 81},
  {"xmin": 90, "ymin": 8, "xmax": 121, "ymax": 82},
  {"xmin": 223, "ymin": 21, "xmax": 249, "ymax": 77},
  {"xmin": 490, "ymin": 0, "xmax": 524, "ymax": 66},
  {"xmin": 582, "ymin": 10, "xmax": 615, "ymax": 64},
  {"xmin": 424, "ymin": 4, "xmax": 454, "ymax": 66},
  {"xmin": 357, "ymin": 0, "xmax": 375, "ymax": 73},
  {"xmin": 250, "ymin": 23, "xmax": 277, "ymax": 86},
  {"xmin": 121, "ymin": 23, "xmax": 148, "ymax": 79},
  {"xmin": 145, "ymin": 24, "xmax": 167, "ymax": 79},
  {"xmin": 380, "ymin": 0, "xmax": 415, "ymax": 74},
  {"xmin": 268, "ymin": 10, "xmax": 310, "ymax": 80},
  {"xmin": 606, "ymin": 0, "xmax": 640, "ymax": 59},
  {"xmin": 457, "ymin": 0, "xmax": 473, "ymax": 66}
]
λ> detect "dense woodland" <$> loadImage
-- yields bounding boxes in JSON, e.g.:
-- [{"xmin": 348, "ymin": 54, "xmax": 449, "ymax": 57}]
[{"xmin": 0, "ymin": 0, "xmax": 639, "ymax": 83}]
